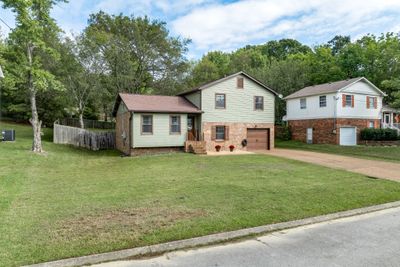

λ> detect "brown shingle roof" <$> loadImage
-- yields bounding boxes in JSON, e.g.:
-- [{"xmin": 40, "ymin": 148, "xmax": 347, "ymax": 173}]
[
  {"xmin": 284, "ymin": 77, "xmax": 362, "ymax": 100},
  {"xmin": 115, "ymin": 93, "xmax": 201, "ymax": 114}
]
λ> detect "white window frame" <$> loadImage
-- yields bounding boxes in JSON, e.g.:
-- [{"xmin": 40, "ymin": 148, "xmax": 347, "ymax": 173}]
[
  {"xmin": 254, "ymin": 96, "xmax": 264, "ymax": 110},
  {"xmin": 215, "ymin": 126, "xmax": 225, "ymax": 140},
  {"xmin": 345, "ymin": 95, "xmax": 353, "ymax": 107},
  {"xmin": 319, "ymin": 95, "xmax": 327, "ymax": 108},
  {"xmin": 300, "ymin": 98, "xmax": 307, "ymax": 109},
  {"xmin": 368, "ymin": 97, "xmax": 376, "ymax": 109},
  {"xmin": 141, "ymin": 115, "xmax": 153, "ymax": 135},
  {"xmin": 369, "ymin": 121, "xmax": 375, "ymax": 128},
  {"xmin": 170, "ymin": 115, "xmax": 181, "ymax": 134}
]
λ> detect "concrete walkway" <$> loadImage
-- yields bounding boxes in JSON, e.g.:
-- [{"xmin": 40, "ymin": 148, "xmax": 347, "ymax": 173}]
[
  {"xmin": 260, "ymin": 148, "xmax": 400, "ymax": 181},
  {"xmin": 94, "ymin": 207, "xmax": 400, "ymax": 267}
]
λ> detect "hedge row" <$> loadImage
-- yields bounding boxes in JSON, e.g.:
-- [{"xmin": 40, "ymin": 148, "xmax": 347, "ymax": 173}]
[{"xmin": 360, "ymin": 128, "xmax": 399, "ymax": 141}]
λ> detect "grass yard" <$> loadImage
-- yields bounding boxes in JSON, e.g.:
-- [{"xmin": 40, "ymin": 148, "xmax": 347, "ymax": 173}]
[
  {"xmin": 276, "ymin": 139, "xmax": 400, "ymax": 162},
  {"xmin": 2, "ymin": 121, "xmax": 400, "ymax": 266}
]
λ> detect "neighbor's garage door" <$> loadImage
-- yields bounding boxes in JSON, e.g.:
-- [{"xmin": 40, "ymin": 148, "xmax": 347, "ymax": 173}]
[
  {"xmin": 247, "ymin": 129, "xmax": 270, "ymax": 150},
  {"xmin": 340, "ymin": 127, "xmax": 356, "ymax": 146}
]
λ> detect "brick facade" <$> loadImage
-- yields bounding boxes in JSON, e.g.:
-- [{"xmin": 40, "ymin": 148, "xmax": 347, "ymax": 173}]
[
  {"xmin": 115, "ymin": 112, "xmax": 131, "ymax": 155},
  {"xmin": 202, "ymin": 122, "xmax": 274, "ymax": 152},
  {"xmin": 288, "ymin": 118, "xmax": 381, "ymax": 145}
]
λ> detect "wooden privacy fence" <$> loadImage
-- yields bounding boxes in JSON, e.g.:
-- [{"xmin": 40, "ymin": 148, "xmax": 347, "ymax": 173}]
[
  {"xmin": 53, "ymin": 123, "xmax": 115, "ymax": 150},
  {"xmin": 59, "ymin": 118, "xmax": 115, "ymax": 129}
]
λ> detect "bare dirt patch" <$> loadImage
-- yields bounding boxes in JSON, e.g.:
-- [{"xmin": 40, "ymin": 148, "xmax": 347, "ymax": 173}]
[{"xmin": 51, "ymin": 207, "xmax": 207, "ymax": 241}]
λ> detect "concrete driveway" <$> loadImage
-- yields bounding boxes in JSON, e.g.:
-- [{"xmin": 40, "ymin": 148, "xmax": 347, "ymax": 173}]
[
  {"xmin": 260, "ymin": 148, "xmax": 400, "ymax": 181},
  {"xmin": 93, "ymin": 207, "xmax": 400, "ymax": 267}
]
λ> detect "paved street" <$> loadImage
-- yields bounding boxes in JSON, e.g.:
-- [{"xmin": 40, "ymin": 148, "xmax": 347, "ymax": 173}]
[
  {"xmin": 262, "ymin": 148, "xmax": 400, "ymax": 181},
  {"xmin": 94, "ymin": 207, "xmax": 400, "ymax": 267}
]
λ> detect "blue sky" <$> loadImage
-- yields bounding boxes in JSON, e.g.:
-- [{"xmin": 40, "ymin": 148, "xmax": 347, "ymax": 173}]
[{"xmin": 1, "ymin": 0, "xmax": 400, "ymax": 59}]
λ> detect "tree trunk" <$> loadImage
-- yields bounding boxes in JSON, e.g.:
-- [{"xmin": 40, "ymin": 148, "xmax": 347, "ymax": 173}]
[
  {"xmin": 78, "ymin": 101, "xmax": 84, "ymax": 129},
  {"xmin": 27, "ymin": 44, "xmax": 43, "ymax": 153}
]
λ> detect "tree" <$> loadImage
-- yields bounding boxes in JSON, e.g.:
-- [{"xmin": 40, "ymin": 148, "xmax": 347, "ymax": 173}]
[
  {"xmin": 82, "ymin": 12, "xmax": 190, "ymax": 119},
  {"xmin": 382, "ymin": 79, "xmax": 400, "ymax": 108},
  {"xmin": 62, "ymin": 36, "xmax": 101, "ymax": 128},
  {"xmin": 2, "ymin": 0, "xmax": 65, "ymax": 152},
  {"xmin": 327, "ymin": 35, "xmax": 351, "ymax": 55}
]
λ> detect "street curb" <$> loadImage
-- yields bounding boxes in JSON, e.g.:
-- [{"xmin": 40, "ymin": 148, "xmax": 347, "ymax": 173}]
[{"xmin": 26, "ymin": 200, "xmax": 400, "ymax": 267}]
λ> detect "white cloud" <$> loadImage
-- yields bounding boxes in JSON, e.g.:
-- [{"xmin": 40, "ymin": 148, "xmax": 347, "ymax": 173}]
[{"xmin": 172, "ymin": 0, "xmax": 400, "ymax": 53}]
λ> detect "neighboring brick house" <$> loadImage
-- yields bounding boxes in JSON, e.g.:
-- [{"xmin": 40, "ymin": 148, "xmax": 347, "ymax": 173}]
[
  {"xmin": 113, "ymin": 71, "xmax": 278, "ymax": 155},
  {"xmin": 284, "ymin": 77, "xmax": 386, "ymax": 145}
]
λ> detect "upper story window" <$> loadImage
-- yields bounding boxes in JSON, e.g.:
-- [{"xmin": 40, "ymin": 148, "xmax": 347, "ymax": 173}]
[
  {"xmin": 254, "ymin": 96, "xmax": 264, "ymax": 110},
  {"xmin": 215, "ymin": 93, "xmax": 226, "ymax": 109},
  {"xmin": 343, "ymin": 94, "xmax": 354, "ymax": 107},
  {"xmin": 300, "ymin": 98, "xmax": 307, "ymax": 109},
  {"xmin": 319, "ymin": 95, "xmax": 327, "ymax": 107},
  {"xmin": 170, "ymin": 115, "xmax": 181, "ymax": 134},
  {"xmin": 237, "ymin": 77, "xmax": 244, "ymax": 89},
  {"xmin": 367, "ymin": 96, "xmax": 377, "ymax": 109},
  {"xmin": 141, "ymin": 115, "xmax": 153, "ymax": 135}
]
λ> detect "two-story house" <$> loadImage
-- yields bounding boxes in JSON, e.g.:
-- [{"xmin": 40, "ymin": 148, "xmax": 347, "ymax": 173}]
[
  {"xmin": 284, "ymin": 77, "xmax": 386, "ymax": 146},
  {"xmin": 113, "ymin": 71, "xmax": 278, "ymax": 155}
]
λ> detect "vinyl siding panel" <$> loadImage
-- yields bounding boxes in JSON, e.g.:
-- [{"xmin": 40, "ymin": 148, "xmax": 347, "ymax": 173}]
[
  {"xmin": 286, "ymin": 81, "xmax": 383, "ymax": 121},
  {"xmin": 201, "ymin": 74, "xmax": 275, "ymax": 123},
  {"xmin": 117, "ymin": 101, "xmax": 128, "ymax": 114},
  {"xmin": 286, "ymin": 93, "xmax": 336, "ymax": 120},
  {"xmin": 132, "ymin": 113, "xmax": 187, "ymax": 148},
  {"xmin": 184, "ymin": 91, "xmax": 201, "ymax": 108}
]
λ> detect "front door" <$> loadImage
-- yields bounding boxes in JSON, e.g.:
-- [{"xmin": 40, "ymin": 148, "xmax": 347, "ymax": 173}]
[
  {"xmin": 187, "ymin": 116, "xmax": 196, "ymax": 140},
  {"xmin": 384, "ymin": 113, "xmax": 391, "ymax": 125}
]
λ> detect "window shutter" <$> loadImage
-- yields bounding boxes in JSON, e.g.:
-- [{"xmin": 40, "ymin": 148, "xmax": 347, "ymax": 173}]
[
  {"xmin": 374, "ymin": 120, "xmax": 379, "ymax": 128},
  {"xmin": 342, "ymin": 94, "xmax": 346, "ymax": 107},
  {"xmin": 374, "ymin": 97, "xmax": 377, "ymax": 109},
  {"xmin": 351, "ymin": 95, "xmax": 354, "ymax": 108},
  {"xmin": 211, "ymin": 126, "xmax": 216, "ymax": 140},
  {"xmin": 366, "ymin": 96, "xmax": 370, "ymax": 108},
  {"xmin": 224, "ymin": 126, "xmax": 229, "ymax": 141}
]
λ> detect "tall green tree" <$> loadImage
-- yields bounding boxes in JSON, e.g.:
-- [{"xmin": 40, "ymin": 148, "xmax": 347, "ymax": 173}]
[
  {"xmin": 83, "ymin": 12, "xmax": 190, "ymax": 119},
  {"xmin": 1, "ymin": 0, "xmax": 65, "ymax": 152}
]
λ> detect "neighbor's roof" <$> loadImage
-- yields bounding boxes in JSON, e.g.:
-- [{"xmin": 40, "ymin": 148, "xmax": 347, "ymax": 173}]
[
  {"xmin": 284, "ymin": 77, "xmax": 385, "ymax": 100},
  {"xmin": 112, "ymin": 93, "xmax": 202, "ymax": 116},
  {"xmin": 177, "ymin": 71, "xmax": 279, "ymax": 96}
]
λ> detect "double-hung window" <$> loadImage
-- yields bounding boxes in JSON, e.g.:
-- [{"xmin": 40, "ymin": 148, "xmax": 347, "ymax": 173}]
[
  {"xmin": 215, "ymin": 94, "xmax": 226, "ymax": 109},
  {"xmin": 141, "ymin": 115, "xmax": 153, "ymax": 134},
  {"xmin": 345, "ymin": 95, "xmax": 353, "ymax": 107},
  {"xmin": 254, "ymin": 96, "xmax": 264, "ymax": 110},
  {"xmin": 319, "ymin": 95, "xmax": 327, "ymax": 107},
  {"xmin": 368, "ymin": 97, "xmax": 377, "ymax": 109},
  {"xmin": 170, "ymin": 115, "xmax": 181, "ymax": 134},
  {"xmin": 300, "ymin": 98, "xmax": 307, "ymax": 109},
  {"xmin": 215, "ymin": 126, "xmax": 226, "ymax": 140}
]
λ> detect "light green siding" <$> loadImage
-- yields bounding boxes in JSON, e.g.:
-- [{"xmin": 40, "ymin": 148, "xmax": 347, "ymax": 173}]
[
  {"xmin": 184, "ymin": 91, "xmax": 201, "ymax": 108},
  {"xmin": 117, "ymin": 101, "xmax": 128, "ymax": 114},
  {"xmin": 201, "ymin": 74, "xmax": 275, "ymax": 123},
  {"xmin": 132, "ymin": 113, "xmax": 187, "ymax": 148}
]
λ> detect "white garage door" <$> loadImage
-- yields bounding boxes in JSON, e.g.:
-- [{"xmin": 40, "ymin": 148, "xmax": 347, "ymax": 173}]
[{"xmin": 340, "ymin": 127, "xmax": 356, "ymax": 146}]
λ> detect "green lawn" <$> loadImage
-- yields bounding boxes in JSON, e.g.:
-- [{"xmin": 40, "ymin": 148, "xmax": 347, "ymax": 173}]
[
  {"xmin": 276, "ymin": 139, "xmax": 400, "ymax": 162},
  {"xmin": 2, "ymin": 121, "xmax": 400, "ymax": 266}
]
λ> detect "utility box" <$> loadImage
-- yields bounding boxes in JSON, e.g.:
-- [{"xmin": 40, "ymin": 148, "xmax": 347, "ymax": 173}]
[{"xmin": 1, "ymin": 130, "xmax": 15, "ymax": 141}]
